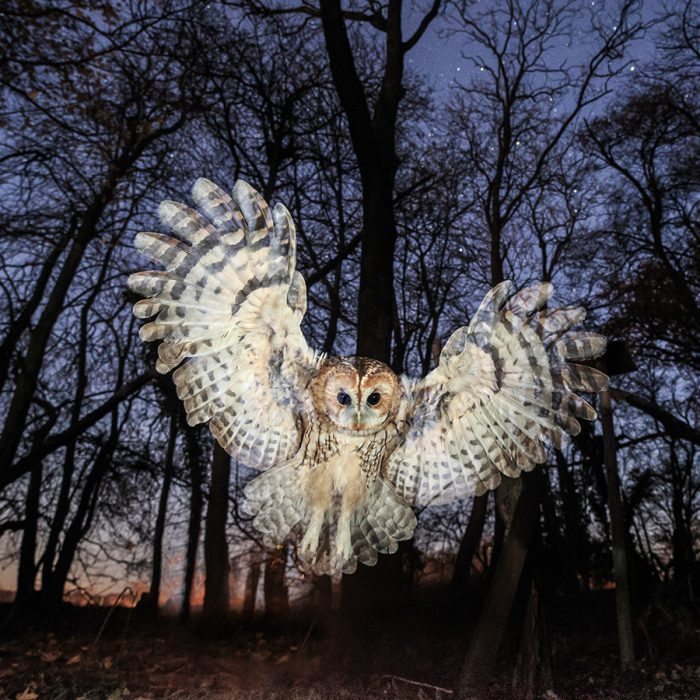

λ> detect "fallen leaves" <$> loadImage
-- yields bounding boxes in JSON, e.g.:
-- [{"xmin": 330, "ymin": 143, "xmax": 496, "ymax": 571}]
[{"xmin": 15, "ymin": 685, "xmax": 38, "ymax": 700}]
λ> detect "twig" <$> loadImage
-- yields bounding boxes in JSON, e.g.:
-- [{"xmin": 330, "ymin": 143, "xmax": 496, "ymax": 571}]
[
  {"xmin": 297, "ymin": 614, "xmax": 317, "ymax": 652},
  {"xmin": 89, "ymin": 586, "xmax": 136, "ymax": 655},
  {"xmin": 375, "ymin": 674, "xmax": 454, "ymax": 696}
]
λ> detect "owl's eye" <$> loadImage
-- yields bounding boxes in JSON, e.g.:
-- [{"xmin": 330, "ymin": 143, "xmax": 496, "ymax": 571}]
[
  {"xmin": 367, "ymin": 392, "xmax": 381, "ymax": 406},
  {"xmin": 337, "ymin": 391, "xmax": 352, "ymax": 406}
]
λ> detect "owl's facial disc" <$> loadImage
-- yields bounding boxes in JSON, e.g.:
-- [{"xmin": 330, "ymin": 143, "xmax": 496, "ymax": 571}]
[{"xmin": 320, "ymin": 362, "xmax": 399, "ymax": 434}]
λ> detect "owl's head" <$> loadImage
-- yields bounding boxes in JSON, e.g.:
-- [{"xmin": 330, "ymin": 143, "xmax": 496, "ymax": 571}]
[{"xmin": 312, "ymin": 356, "xmax": 402, "ymax": 434}]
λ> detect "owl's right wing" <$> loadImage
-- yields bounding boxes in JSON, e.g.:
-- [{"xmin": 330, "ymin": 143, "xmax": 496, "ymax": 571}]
[
  {"xmin": 386, "ymin": 282, "xmax": 608, "ymax": 506},
  {"xmin": 128, "ymin": 179, "xmax": 322, "ymax": 469}
]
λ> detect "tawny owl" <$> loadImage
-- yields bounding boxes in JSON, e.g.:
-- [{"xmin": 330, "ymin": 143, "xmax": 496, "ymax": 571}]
[{"xmin": 128, "ymin": 179, "xmax": 608, "ymax": 575}]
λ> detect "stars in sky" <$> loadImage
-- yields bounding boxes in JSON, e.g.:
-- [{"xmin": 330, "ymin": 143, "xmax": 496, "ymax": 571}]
[{"xmin": 405, "ymin": 0, "xmax": 661, "ymax": 98}]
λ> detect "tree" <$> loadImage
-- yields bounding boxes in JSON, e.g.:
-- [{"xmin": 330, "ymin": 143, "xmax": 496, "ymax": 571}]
[
  {"xmin": 584, "ymin": 84, "xmax": 700, "ymax": 372},
  {"xmin": 447, "ymin": 0, "xmax": 647, "ymax": 694},
  {"xmin": 0, "ymin": 1, "xmax": 201, "ymax": 491},
  {"xmin": 202, "ymin": 445, "xmax": 232, "ymax": 623}
]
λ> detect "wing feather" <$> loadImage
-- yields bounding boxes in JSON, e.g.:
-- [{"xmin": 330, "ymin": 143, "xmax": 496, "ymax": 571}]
[
  {"xmin": 130, "ymin": 179, "xmax": 321, "ymax": 468},
  {"xmin": 386, "ymin": 282, "xmax": 607, "ymax": 505}
]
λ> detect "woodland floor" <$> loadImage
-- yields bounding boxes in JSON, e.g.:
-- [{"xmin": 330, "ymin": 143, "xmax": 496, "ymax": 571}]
[{"xmin": 0, "ymin": 591, "xmax": 699, "ymax": 700}]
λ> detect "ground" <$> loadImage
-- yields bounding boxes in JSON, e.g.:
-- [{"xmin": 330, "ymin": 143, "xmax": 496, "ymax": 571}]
[{"xmin": 0, "ymin": 593, "xmax": 699, "ymax": 699}]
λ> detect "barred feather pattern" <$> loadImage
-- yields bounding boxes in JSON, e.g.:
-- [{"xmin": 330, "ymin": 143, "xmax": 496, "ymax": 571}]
[
  {"xmin": 243, "ymin": 460, "xmax": 309, "ymax": 546},
  {"xmin": 348, "ymin": 478, "xmax": 417, "ymax": 573},
  {"xmin": 129, "ymin": 179, "xmax": 607, "ymax": 576},
  {"xmin": 243, "ymin": 452, "xmax": 416, "ymax": 575},
  {"xmin": 242, "ymin": 410, "xmax": 416, "ymax": 576},
  {"xmin": 129, "ymin": 178, "xmax": 320, "ymax": 468},
  {"xmin": 385, "ymin": 281, "xmax": 608, "ymax": 506}
]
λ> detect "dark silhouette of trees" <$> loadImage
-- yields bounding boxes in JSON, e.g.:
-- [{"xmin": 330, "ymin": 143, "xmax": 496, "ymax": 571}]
[
  {"xmin": 447, "ymin": 0, "xmax": 649, "ymax": 694},
  {"xmin": 584, "ymin": 85, "xmax": 700, "ymax": 371},
  {"xmin": 146, "ymin": 412, "xmax": 178, "ymax": 614},
  {"xmin": 203, "ymin": 445, "xmax": 232, "ymax": 623},
  {"xmin": 0, "ymin": 0, "xmax": 698, "ymax": 696}
]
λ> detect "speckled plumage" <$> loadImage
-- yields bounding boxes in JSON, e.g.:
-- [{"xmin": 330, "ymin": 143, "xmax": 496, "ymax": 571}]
[{"xmin": 130, "ymin": 179, "xmax": 607, "ymax": 576}]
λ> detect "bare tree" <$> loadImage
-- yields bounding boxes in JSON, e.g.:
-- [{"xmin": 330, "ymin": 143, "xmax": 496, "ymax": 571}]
[
  {"xmin": 446, "ymin": 0, "xmax": 647, "ymax": 695},
  {"xmin": 0, "ymin": 1, "xmax": 202, "ymax": 490},
  {"xmin": 583, "ymin": 84, "xmax": 700, "ymax": 371},
  {"xmin": 202, "ymin": 444, "xmax": 232, "ymax": 623}
]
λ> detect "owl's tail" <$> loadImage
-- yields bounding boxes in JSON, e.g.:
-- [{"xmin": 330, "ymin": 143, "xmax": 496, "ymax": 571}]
[
  {"xmin": 347, "ymin": 477, "xmax": 417, "ymax": 572},
  {"xmin": 290, "ymin": 476, "xmax": 417, "ymax": 576}
]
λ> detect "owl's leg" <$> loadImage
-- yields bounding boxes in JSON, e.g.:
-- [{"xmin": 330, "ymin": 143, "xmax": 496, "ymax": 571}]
[
  {"xmin": 334, "ymin": 506, "xmax": 354, "ymax": 567},
  {"xmin": 299, "ymin": 506, "xmax": 325, "ymax": 561},
  {"xmin": 331, "ymin": 497, "xmax": 356, "ymax": 571},
  {"xmin": 299, "ymin": 462, "xmax": 332, "ymax": 565}
]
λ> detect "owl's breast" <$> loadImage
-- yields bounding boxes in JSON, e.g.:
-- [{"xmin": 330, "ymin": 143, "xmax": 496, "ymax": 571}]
[
  {"xmin": 298, "ymin": 429, "xmax": 360, "ymax": 509},
  {"xmin": 305, "ymin": 426, "xmax": 393, "ymax": 480},
  {"xmin": 326, "ymin": 450, "xmax": 365, "ymax": 495}
]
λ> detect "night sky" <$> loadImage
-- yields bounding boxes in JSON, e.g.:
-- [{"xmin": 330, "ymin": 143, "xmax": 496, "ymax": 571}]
[{"xmin": 407, "ymin": 0, "xmax": 662, "ymax": 107}]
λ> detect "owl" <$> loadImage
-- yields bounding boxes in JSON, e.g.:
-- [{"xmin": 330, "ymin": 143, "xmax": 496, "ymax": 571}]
[{"xmin": 128, "ymin": 179, "xmax": 608, "ymax": 575}]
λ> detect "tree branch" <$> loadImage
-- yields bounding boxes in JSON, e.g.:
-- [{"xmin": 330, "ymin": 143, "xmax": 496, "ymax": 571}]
[
  {"xmin": 403, "ymin": 0, "xmax": 441, "ymax": 52},
  {"xmin": 609, "ymin": 387, "xmax": 700, "ymax": 446},
  {"xmin": 305, "ymin": 231, "xmax": 362, "ymax": 287},
  {"xmin": 1, "ymin": 370, "xmax": 156, "ymax": 489}
]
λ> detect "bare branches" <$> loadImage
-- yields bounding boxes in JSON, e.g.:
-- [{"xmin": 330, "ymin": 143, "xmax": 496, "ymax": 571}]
[
  {"xmin": 230, "ymin": 0, "xmax": 389, "ymax": 31},
  {"xmin": 446, "ymin": 0, "xmax": 649, "ymax": 285},
  {"xmin": 1, "ymin": 371, "xmax": 156, "ymax": 489},
  {"xmin": 610, "ymin": 387, "xmax": 700, "ymax": 447},
  {"xmin": 403, "ymin": 0, "xmax": 442, "ymax": 52}
]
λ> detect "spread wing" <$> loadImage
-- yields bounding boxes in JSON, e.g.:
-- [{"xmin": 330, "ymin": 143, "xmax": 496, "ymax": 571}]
[
  {"xmin": 128, "ymin": 179, "xmax": 322, "ymax": 468},
  {"xmin": 385, "ymin": 282, "xmax": 607, "ymax": 506}
]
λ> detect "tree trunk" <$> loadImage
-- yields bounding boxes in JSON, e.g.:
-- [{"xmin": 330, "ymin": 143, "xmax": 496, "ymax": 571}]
[
  {"xmin": 0, "ymin": 118, "xmax": 187, "ymax": 489},
  {"xmin": 0, "ymin": 184, "xmax": 118, "ymax": 477},
  {"xmin": 452, "ymin": 493, "xmax": 489, "ymax": 593},
  {"xmin": 668, "ymin": 440, "xmax": 693, "ymax": 594},
  {"xmin": 41, "ymin": 240, "xmax": 113, "ymax": 597},
  {"xmin": 41, "ymin": 442, "xmax": 79, "ymax": 598},
  {"xmin": 181, "ymin": 428, "xmax": 204, "ymax": 621},
  {"xmin": 600, "ymin": 390, "xmax": 635, "ymax": 669},
  {"xmin": 540, "ymin": 467, "xmax": 580, "ymax": 597},
  {"xmin": 455, "ymin": 471, "xmax": 543, "ymax": 699},
  {"xmin": 356, "ymin": 186, "xmax": 398, "ymax": 362},
  {"xmin": 264, "ymin": 546, "xmax": 289, "ymax": 626},
  {"xmin": 15, "ymin": 461, "xmax": 43, "ymax": 604},
  {"xmin": 146, "ymin": 415, "xmax": 177, "ymax": 613},
  {"xmin": 318, "ymin": 0, "xmax": 403, "ymax": 363},
  {"xmin": 513, "ymin": 578, "xmax": 553, "ymax": 700},
  {"xmin": 41, "ymin": 431, "xmax": 116, "ymax": 609},
  {"xmin": 555, "ymin": 449, "xmax": 587, "ymax": 594},
  {"xmin": 318, "ymin": 0, "xmax": 409, "ymax": 613},
  {"xmin": 241, "ymin": 556, "xmax": 261, "ymax": 623},
  {"xmin": 203, "ymin": 444, "xmax": 231, "ymax": 623}
]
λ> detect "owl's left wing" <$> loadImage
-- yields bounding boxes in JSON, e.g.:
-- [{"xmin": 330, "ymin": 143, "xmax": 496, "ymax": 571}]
[
  {"xmin": 129, "ymin": 179, "xmax": 321, "ymax": 469},
  {"xmin": 386, "ymin": 282, "xmax": 607, "ymax": 506}
]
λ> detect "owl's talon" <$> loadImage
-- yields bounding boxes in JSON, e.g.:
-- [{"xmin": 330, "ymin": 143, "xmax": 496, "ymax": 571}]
[
  {"xmin": 299, "ymin": 520, "xmax": 322, "ymax": 563},
  {"xmin": 333, "ymin": 529, "xmax": 354, "ymax": 569}
]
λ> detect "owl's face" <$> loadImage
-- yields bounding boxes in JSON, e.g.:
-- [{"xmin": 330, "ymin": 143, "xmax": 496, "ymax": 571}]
[{"xmin": 312, "ymin": 357, "xmax": 402, "ymax": 435}]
